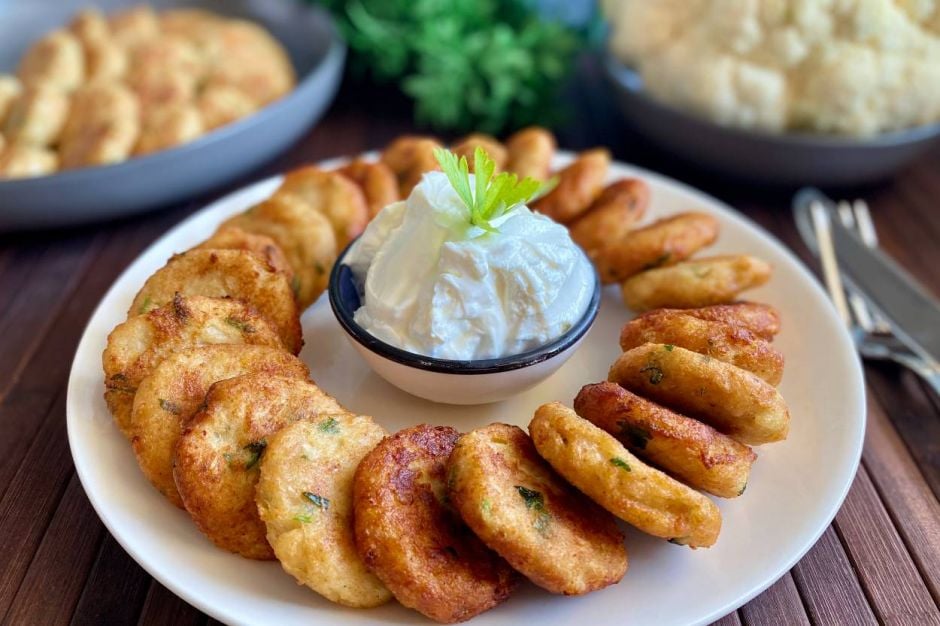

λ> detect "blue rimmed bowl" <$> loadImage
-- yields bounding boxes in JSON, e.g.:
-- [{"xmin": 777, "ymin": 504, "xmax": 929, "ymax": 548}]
[{"xmin": 328, "ymin": 244, "xmax": 601, "ymax": 405}]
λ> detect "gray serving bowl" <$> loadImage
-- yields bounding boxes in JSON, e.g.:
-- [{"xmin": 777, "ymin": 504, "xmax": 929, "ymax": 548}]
[
  {"xmin": 0, "ymin": 0, "xmax": 345, "ymax": 231},
  {"xmin": 604, "ymin": 55, "xmax": 940, "ymax": 186}
]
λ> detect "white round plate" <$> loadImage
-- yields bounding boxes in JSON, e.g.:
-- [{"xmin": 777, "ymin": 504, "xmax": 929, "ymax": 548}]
[{"xmin": 67, "ymin": 153, "xmax": 866, "ymax": 626}]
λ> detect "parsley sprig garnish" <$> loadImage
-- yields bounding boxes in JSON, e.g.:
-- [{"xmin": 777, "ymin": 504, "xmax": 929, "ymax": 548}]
[{"xmin": 433, "ymin": 147, "xmax": 553, "ymax": 233}]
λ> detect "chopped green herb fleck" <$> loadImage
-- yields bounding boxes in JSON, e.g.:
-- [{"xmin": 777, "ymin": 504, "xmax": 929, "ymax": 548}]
[
  {"xmin": 290, "ymin": 275, "xmax": 301, "ymax": 297},
  {"xmin": 610, "ymin": 457, "xmax": 631, "ymax": 472},
  {"xmin": 664, "ymin": 344, "xmax": 674, "ymax": 351},
  {"xmin": 243, "ymin": 440, "xmax": 267, "ymax": 470},
  {"xmin": 159, "ymin": 398, "xmax": 181, "ymax": 415},
  {"xmin": 302, "ymin": 491, "xmax": 330, "ymax": 510},
  {"xmin": 640, "ymin": 364, "xmax": 664, "ymax": 385},
  {"xmin": 620, "ymin": 423, "xmax": 651, "ymax": 450},
  {"xmin": 318, "ymin": 416, "xmax": 339, "ymax": 433},
  {"xmin": 225, "ymin": 317, "xmax": 255, "ymax": 334},
  {"xmin": 533, "ymin": 511, "xmax": 551, "ymax": 535},
  {"xmin": 481, "ymin": 499, "xmax": 492, "ymax": 515},
  {"xmin": 643, "ymin": 253, "xmax": 671, "ymax": 270},
  {"xmin": 515, "ymin": 485, "xmax": 544, "ymax": 510},
  {"xmin": 138, "ymin": 296, "xmax": 152, "ymax": 314},
  {"xmin": 293, "ymin": 513, "xmax": 312, "ymax": 523}
]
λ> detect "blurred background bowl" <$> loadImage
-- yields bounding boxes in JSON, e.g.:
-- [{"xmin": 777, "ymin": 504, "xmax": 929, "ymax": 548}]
[
  {"xmin": 603, "ymin": 55, "xmax": 940, "ymax": 187},
  {"xmin": 0, "ymin": 0, "xmax": 345, "ymax": 231}
]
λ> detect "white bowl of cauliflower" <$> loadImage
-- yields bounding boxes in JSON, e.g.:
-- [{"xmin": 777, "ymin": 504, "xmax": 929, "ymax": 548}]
[{"xmin": 603, "ymin": 0, "xmax": 940, "ymax": 185}]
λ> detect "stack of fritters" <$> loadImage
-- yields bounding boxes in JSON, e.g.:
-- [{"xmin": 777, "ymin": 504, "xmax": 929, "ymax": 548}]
[{"xmin": 0, "ymin": 5, "xmax": 295, "ymax": 178}]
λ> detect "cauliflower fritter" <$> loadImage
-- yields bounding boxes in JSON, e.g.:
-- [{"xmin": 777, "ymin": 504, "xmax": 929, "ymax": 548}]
[
  {"xmin": 621, "ymin": 255, "xmax": 772, "ymax": 311},
  {"xmin": 134, "ymin": 104, "xmax": 204, "ymax": 156},
  {"xmin": 175, "ymin": 375, "xmax": 347, "ymax": 559},
  {"xmin": 256, "ymin": 417, "xmax": 392, "ymax": 608},
  {"xmin": 102, "ymin": 295, "xmax": 284, "ymax": 438},
  {"xmin": 643, "ymin": 302, "xmax": 781, "ymax": 341},
  {"xmin": 380, "ymin": 135, "xmax": 442, "ymax": 197},
  {"xmin": 129, "ymin": 248, "xmax": 301, "ymax": 354},
  {"xmin": 575, "ymin": 382, "xmax": 756, "ymax": 498},
  {"xmin": 353, "ymin": 425, "xmax": 517, "ymax": 623},
  {"xmin": 504, "ymin": 126, "xmax": 555, "ymax": 181},
  {"xmin": 334, "ymin": 158, "xmax": 400, "ymax": 219},
  {"xmin": 609, "ymin": 343, "xmax": 790, "ymax": 445},
  {"xmin": 59, "ymin": 82, "xmax": 139, "ymax": 169},
  {"xmin": 194, "ymin": 226, "xmax": 293, "ymax": 282},
  {"xmin": 447, "ymin": 423, "xmax": 626, "ymax": 595},
  {"xmin": 0, "ymin": 76, "xmax": 23, "ymax": 127},
  {"xmin": 196, "ymin": 82, "xmax": 256, "ymax": 131},
  {"xmin": 18, "ymin": 30, "xmax": 84, "ymax": 91},
  {"xmin": 275, "ymin": 166, "xmax": 370, "ymax": 248},
  {"xmin": 530, "ymin": 402, "xmax": 721, "ymax": 548},
  {"xmin": 619, "ymin": 309, "xmax": 784, "ymax": 384},
  {"xmin": 451, "ymin": 133, "xmax": 507, "ymax": 171},
  {"xmin": 0, "ymin": 143, "xmax": 57, "ymax": 179},
  {"xmin": 532, "ymin": 148, "xmax": 610, "ymax": 223},
  {"xmin": 108, "ymin": 5, "xmax": 160, "ymax": 48},
  {"xmin": 568, "ymin": 178, "xmax": 650, "ymax": 254},
  {"xmin": 129, "ymin": 345, "xmax": 306, "ymax": 507},
  {"xmin": 2, "ymin": 84, "xmax": 70, "ymax": 147}
]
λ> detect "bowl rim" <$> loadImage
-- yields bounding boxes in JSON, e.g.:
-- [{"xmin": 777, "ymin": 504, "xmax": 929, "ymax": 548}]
[
  {"xmin": 603, "ymin": 53, "xmax": 940, "ymax": 148},
  {"xmin": 328, "ymin": 239, "xmax": 602, "ymax": 375}
]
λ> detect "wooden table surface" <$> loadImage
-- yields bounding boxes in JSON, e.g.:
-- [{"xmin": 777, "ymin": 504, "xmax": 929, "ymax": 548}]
[{"xmin": 2, "ymin": 60, "xmax": 939, "ymax": 626}]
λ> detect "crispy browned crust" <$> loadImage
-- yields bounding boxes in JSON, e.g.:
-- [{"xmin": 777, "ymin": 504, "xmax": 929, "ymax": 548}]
[
  {"xmin": 451, "ymin": 133, "xmax": 507, "ymax": 171},
  {"xmin": 447, "ymin": 423, "xmax": 626, "ymax": 595},
  {"xmin": 568, "ymin": 179, "xmax": 649, "ymax": 254},
  {"xmin": 619, "ymin": 310, "xmax": 784, "ymax": 385},
  {"xmin": 353, "ymin": 424, "xmax": 517, "ymax": 623},
  {"xmin": 102, "ymin": 295, "xmax": 283, "ymax": 438},
  {"xmin": 574, "ymin": 382, "xmax": 756, "ymax": 498},
  {"xmin": 593, "ymin": 212, "xmax": 720, "ymax": 284},
  {"xmin": 642, "ymin": 302, "xmax": 781, "ymax": 340},
  {"xmin": 129, "ymin": 345, "xmax": 308, "ymax": 507},
  {"xmin": 195, "ymin": 226, "xmax": 293, "ymax": 281},
  {"xmin": 530, "ymin": 402, "xmax": 721, "ymax": 548},
  {"xmin": 532, "ymin": 148, "xmax": 610, "ymax": 223},
  {"xmin": 380, "ymin": 135, "xmax": 442, "ymax": 197},
  {"xmin": 334, "ymin": 158, "xmax": 400, "ymax": 219},
  {"xmin": 621, "ymin": 255, "xmax": 773, "ymax": 311},
  {"xmin": 275, "ymin": 166, "xmax": 369, "ymax": 248},
  {"xmin": 608, "ymin": 343, "xmax": 790, "ymax": 445},
  {"xmin": 504, "ymin": 126, "xmax": 555, "ymax": 181},
  {"xmin": 174, "ymin": 374, "xmax": 347, "ymax": 560},
  {"xmin": 129, "ymin": 248, "xmax": 302, "ymax": 354}
]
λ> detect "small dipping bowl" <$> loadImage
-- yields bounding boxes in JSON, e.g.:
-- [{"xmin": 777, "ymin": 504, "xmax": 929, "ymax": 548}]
[{"xmin": 328, "ymin": 243, "xmax": 601, "ymax": 405}]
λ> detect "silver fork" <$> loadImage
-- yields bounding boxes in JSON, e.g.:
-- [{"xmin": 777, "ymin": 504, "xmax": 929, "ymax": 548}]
[{"xmin": 804, "ymin": 198, "xmax": 940, "ymax": 396}]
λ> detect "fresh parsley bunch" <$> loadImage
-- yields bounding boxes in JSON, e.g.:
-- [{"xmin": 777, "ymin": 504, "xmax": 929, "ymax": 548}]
[{"xmin": 315, "ymin": 0, "xmax": 586, "ymax": 133}]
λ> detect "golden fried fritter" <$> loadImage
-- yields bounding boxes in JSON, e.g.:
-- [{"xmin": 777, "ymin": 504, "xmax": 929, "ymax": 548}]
[
  {"xmin": 256, "ymin": 417, "xmax": 392, "ymax": 608},
  {"xmin": 130, "ymin": 345, "xmax": 307, "ymax": 507},
  {"xmin": 221, "ymin": 194, "xmax": 337, "ymax": 310},
  {"xmin": 380, "ymin": 135, "xmax": 442, "ymax": 197},
  {"xmin": 574, "ymin": 382, "xmax": 756, "ymax": 498},
  {"xmin": 568, "ymin": 178, "xmax": 649, "ymax": 254},
  {"xmin": 593, "ymin": 212, "xmax": 720, "ymax": 284},
  {"xmin": 195, "ymin": 226, "xmax": 293, "ymax": 282},
  {"xmin": 619, "ymin": 309, "xmax": 784, "ymax": 385},
  {"xmin": 129, "ymin": 248, "xmax": 301, "ymax": 354},
  {"xmin": 644, "ymin": 302, "xmax": 781, "ymax": 341},
  {"xmin": 202, "ymin": 20, "xmax": 295, "ymax": 106},
  {"xmin": 18, "ymin": 30, "xmax": 84, "ymax": 91},
  {"xmin": 0, "ymin": 143, "xmax": 57, "ymax": 179},
  {"xmin": 0, "ymin": 76, "xmax": 22, "ymax": 127},
  {"xmin": 59, "ymin": 82, "xmax": 139, "ymax": 169},
  {"xmin": 334, "ymin": 158, "xmax": 400, "ymax": 219},
  {"xmin": 276, "ymin": 166, "xmax": 369, "ymax": 248},
  {"xmin": 175, "ymin": 375, "xmax": 348, "ymax": 559},
  {"xmin": 83, "ymin": 38, "xmax": 128, "ymax": 83},
  {"xmin": 159, "ymin": 8, "xmax": 224, "ymax": 41},
  {"xmin": 108, "ymin": 5, "xmax": 160, "ymax": 48},
  {"xmin": 532, "ymin": 148, "xmax": 610, "ymax": 223},
  {"xmin": 102, "ymin": 295, "xmax": 284, "ymax": 438},
  {"xmin": 196, "ymin": 82, "xmax": 256, "ymax": 130},
  {"xmin": 354, "ymin": 425, "xmax": 517, "ymax": 623},
  {"xmin": 622, "ymin": 255, "xmax": 772, "ymax": 311},
  {"xmin": 609, "ymin": 343, "xmax": 790, "ymax": 445},
  {"xmin": 504, "ymin": 126, "xmax": 555, "ymax": 181},
  {"xmin": 2, "ymin": 84, "xmax": 70, "ymax": 147},
  {"xmin": 447, "ymin": 423, "xmax": 626, "ymax": 595},
  {"xmin": 69, "ymin": 8, "xmax": 110, "ymax": 45},
  {"xmin": 451, "ymin": 133, "xmax": 507, "ymax": 171},
  {"xmin": 530, "ymin": 402, "xmax": 721, "ymax": 548},
  {"xmin": 134, "ymin": 104, "xmax": 204, "ymax": 156}
]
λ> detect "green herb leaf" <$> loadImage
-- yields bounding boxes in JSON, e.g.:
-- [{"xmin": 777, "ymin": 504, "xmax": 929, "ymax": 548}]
[
  {"xmin": 640, "ymin": 364, "xmax": 664, "ymax": 385},
  {"xmin": 515, "ymin": 485, "xmax": 544, "ymax": 510},
  {"xmin": 293, "ymin": 513, "xmax": 313, "ymax": 523},
  {"xmin": 159, "ymin": 398, "xmax": 181, "ymax": 415},
  {"xmin": 318, "ymin": 417, "xmax": 339, "ymax": 433},
  {"xmin": 302, "ymin": 491, "xmax": 330, "ymax": 510},
  {"xmin": 619, "ymin": 422, "xmax": 651, "ymax": 450},
  {"xmin": 138, "ymin": 296, "xmax": 152, "ymax": 314},
  {"xmin": 433, "ymin": 146, "xmax": 550, "ymax": 233},
  {"xmin": 244, "ymin": 440, "xmax": 267, "ymax": 470},
  {"xmin": 664, "ymin": 344, "xmax": 674, "ymax": 351},
  {"xmin": 610, "ymin": 457, "xmax": 631, "ymax": 472},
  {"xmin": 225, "ymin": 317, "xmax": 255, "ymax": 334}
]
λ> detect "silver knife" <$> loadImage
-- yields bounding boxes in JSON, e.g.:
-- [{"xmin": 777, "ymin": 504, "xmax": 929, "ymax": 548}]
[{"xmin": 794, "ymin": 188, "xmax": 940, "ymax": 364}]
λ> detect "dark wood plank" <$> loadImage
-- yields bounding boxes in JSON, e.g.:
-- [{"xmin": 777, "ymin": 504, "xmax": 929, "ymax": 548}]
[
  {"xmin": 69, "ymin": 535, "xmax": 152, "ymax": 626},
  {"xmin": 834, "ymin": 466, "xmax": 940, "ymax": 624},
  {"xmin": 739, "ymin": 574, "xmax": 810, "ymax": 626},
  {"xmin": 2, "ymin": 474, "xmax": 105, "ymax": 626},
  {"xmin": 863, "ymin": 391, "xmax": 940, "ymax": 603},
  {"xmin": 137, "ymin": 581, "xmax": 206, "ymax": 626},
  {"xmin": 791, "ymin": 526, "xmax": 878, "ymax": 625},
  {"xmin": 709, "ymin": 611, "xmax": 742, "ymax": 626}
]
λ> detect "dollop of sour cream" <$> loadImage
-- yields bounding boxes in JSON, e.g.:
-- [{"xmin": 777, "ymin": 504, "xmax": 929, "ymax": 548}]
[{"xmin": 344, "ymin": 171, "xmax": 595, "ymax": 361}]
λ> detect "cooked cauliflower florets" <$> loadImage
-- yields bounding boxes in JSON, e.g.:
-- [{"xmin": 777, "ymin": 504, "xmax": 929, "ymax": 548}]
[{"xmin": 605, "ymin": 0, "xmax": 940, "ymax": 136}]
